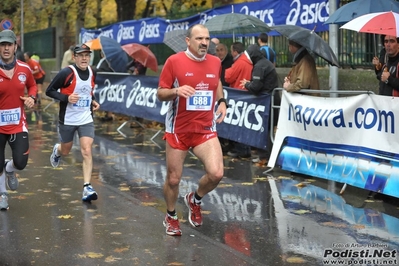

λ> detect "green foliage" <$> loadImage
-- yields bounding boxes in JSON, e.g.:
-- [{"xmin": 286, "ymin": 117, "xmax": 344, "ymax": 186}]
[{"xmin": 1, "ymin": 0, "xmax": 18, "ymax": 15}]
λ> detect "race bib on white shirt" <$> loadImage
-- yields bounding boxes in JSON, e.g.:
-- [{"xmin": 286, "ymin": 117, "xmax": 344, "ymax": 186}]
[
  {"xmin": 186, "ymin": 90, "xmax": 213, "ymax": 111},
  {"xmin": 0, "ymin": 108, "xmax": 21, "ymax": 126},
  {"xmin": 73, "ymin": 96, "xmax": 91, "ymax": 108}
]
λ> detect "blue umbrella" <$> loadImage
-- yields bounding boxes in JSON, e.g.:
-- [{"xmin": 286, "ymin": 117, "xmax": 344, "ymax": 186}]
[
  {"xmin": 325, "ymin": 0, "xmax": 399, "ymax": 24},
  {"xmin": 99, "ymin": 36, "xmax": 128, "ymax": 73}
]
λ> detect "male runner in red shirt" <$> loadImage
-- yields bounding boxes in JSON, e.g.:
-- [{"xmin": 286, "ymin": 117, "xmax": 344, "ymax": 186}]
[
  {"xmin": 0, "ymin": 29, "xmax": 37, "ymax": 210},
  {"xmin": 157, "ymin": 24, "xmax": 227, "ymax": 236}
]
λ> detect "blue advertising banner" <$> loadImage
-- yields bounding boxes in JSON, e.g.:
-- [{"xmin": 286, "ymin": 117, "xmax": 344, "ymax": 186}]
[
  {"xmin": 81, "ymin": 0, "xmax": 333, "ymax": 44},
  {"xmin": 94, "ymin": 73, "xmax": 271, "ymax": 150}
]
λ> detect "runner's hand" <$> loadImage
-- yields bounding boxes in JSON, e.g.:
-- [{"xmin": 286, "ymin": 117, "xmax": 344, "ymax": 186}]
[
  {"xmin": 92, "ymin": 100, "xmax": 100, "ymax": 111},
  {"xmin": 178, "ymin": 85, "xmax": 196, "ymax": 98},
  {"xmin": 68, "ymin": 93, "xmax": 80, "ymax": 104},
  {"xmin": 215, "ymin": 103, "xmax": 226, "ymax": 123},
  {"xmin": 20, "ymin": 96, "xmax": 35, "ymax": 108}
]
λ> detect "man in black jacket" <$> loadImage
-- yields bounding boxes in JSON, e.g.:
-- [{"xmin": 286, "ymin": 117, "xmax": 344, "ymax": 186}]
[
  {"xmin": 376, "ymin": 35, "xmax": 399, "ymax": 96},
  {"xmin": 240, "ymin": 44, "xmax": 280, "ymax": 164},
  {"xmin": 215, "ymin": 43, "xmax": 233, "ymax": 87},
  {"xmin": 240, "ymin": 44, "xmax": 278, "ymax": 94}
]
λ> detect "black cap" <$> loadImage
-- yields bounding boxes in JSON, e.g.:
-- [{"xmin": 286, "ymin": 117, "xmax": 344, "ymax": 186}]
[{"xmin": 73, "ymin": 44, "xmax": 92, "ymax": 54}]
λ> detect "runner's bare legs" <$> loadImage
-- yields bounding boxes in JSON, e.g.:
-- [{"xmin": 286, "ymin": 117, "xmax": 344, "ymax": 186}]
[{"xmin": 164, "ymin": 137, "xmax": 224, "ymax": 212}]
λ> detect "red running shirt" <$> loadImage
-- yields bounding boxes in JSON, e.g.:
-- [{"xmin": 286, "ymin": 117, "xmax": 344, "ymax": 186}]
[
  {"xmin": 27, "ymin": 59, "xmax": 45, "ymax": 80},
  {"xmin": 158, "ymin": 52, "xmax": 221, "ymax": 134},
  {"xmin": 0, "ymin": 61, "xmax": 37, "ymax": 134}
]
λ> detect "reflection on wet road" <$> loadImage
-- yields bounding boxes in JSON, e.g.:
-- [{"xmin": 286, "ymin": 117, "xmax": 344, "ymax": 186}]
[
  {"xmin": 5, "ymin": 106, "xmax": 399, "ymax": 265},
  {"xmin": 88, "ymin": 107, "xmax": 399, "ymax": 265}
]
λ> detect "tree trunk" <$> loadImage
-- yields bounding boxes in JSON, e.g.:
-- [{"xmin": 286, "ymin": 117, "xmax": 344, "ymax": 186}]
[
  {"xmin": 76, "ymin": 0, "xmax": 88, "ymax": 44},
  {"xmin": 53, "ymin": 0, "xmax": 68, "ymax": 69},
  {"xmin": 95, "ymin": 0, "xmax": 102, "ymax": 27},
  {"xmin": 142, "ymin": 0, "xmax": 152, "ymax": 18},
  {"xmin": 115, "ymin": 0, "xmax": 136, "ymax": 21}
]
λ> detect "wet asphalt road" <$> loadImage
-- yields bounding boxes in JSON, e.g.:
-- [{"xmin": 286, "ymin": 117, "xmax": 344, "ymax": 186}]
[{"xmin": 0, "ymin": 100, "xmax": 398, "ymax": 266}]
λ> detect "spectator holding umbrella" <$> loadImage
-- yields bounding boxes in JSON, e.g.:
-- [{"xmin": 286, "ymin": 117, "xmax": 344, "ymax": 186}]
[
  {"xmin": 127, "ymin": 59, "xmax": 147, "ymax": 75},
  {"xmin": 283, "ymin": 40, "xmax": 320, "ymax": 93},
  {"xmin": 376, "ymin": 35, "xmax": 399, "ymax": 96}
]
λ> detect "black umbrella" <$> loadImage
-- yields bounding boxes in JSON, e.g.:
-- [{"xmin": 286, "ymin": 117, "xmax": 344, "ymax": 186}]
[
  {"xmin": 204, "ymin": 13, "xmax": 271, "ymax": 38},
  {"xmin": 271, "ymin": 25, "xmax": 340, "ymax": 67},
  {"xmin": 163, "ymin": 29, "xmax": 216, "ymax": 54}
]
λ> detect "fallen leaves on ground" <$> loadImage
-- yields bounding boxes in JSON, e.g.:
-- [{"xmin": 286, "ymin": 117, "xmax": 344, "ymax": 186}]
[
  {"xmin": 141, "ymin": 202, "xmax": 158, "ymax": 207},
  {"xmin": 41, "ymin": 202, "xmax": 57, "ymax": 207},
  {"xmin": 105, "ymin": 256, "xmax": 122, "ymax": 262},
  {"xmin": 80, "ymin": 252, "xmax": 104, "ymax": 259},
  {"xmin": 253, "ymin": 159, "xmax": 268, "ymax": 167},
  {"xmin": 283, "ymin": 195, "xmax": 301, "ymax": 201},
  {"xmin": 285, "ymin": 256, "xmax": 307, "ymax": 263},
  {"xmin": 114, "ymin": 246, "xmax": 130, "ymax": 253},
  {"xmin": 17, "ymin": 177, "xmax": 28, "ymax": 182},
  {"xmin": 253, "ymin": 176, "xmax": 269, "ymax": 181},
  {"xmin": 278, "ymin": 175, "xmax": 292, "ymax": 180},
  {"xmin": 20, "ymin": 192, "xmax": 36, "ymax": 198},
  {"xmin": 91, "ymin": 214, "xmax": 102, "ymax": 219},
  {"xmin": 352, "ymin": 224, "xmax": 366, "ymax": 229},
  {"xmin": 13, "ymin": 195, "xmax": 27, "ymax": 200},
  {"xmin": 305, "ymin": 179, "xmax": 316, "ymax": 182},
  {"xmin": 217, "ymin": 183, "xmax": 233, "ymax": 188},
  {"xmin": 294, "ymin": 182, "xmax": 308, "ymax": 188},
  {"xmin": 293, "ymin": 209, "xmax": 311, "ymax": 215},
  {"xmin": 321, "ymin": 221, "xmax": 347, "ymax": 228},
  {"xmin": 57, "ymin": 215, "xmax": 74, "ymax": 219}
]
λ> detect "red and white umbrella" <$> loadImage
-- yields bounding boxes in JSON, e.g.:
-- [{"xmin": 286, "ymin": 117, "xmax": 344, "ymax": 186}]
[{"xmin": 340, "ymin": 11, "xmax": 399, "ymax": 36}]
